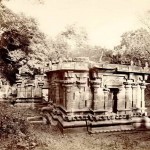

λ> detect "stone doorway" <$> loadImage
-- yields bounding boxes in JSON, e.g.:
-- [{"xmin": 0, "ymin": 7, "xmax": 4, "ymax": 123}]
[{"xmin": 109, "ymin": 88, "xmax": 119, "ymax": 113}]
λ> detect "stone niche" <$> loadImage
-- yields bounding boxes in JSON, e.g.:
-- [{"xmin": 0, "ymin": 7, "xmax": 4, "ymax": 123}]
[{"xmin": 45, "ymin": 60, "xmax": 150, "ymax": 133}]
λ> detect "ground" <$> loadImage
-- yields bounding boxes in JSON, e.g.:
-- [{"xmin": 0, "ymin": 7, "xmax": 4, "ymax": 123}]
[
  {"xmin": 28, "ymin": 125, "xmax": 150, "ymax": 150},
  {"xmin": 1, "ymin": 104, "xmax": 150, "ymax": 150}
]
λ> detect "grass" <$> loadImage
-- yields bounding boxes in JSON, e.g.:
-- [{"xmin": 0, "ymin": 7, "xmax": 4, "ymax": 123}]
[
  {"xmin": 30, "ymin": 125, "xmax": 150, "ymax": 150},
  {"xmin": 1, "ymin": 103, "xmax": 150, "ymax": 150}
]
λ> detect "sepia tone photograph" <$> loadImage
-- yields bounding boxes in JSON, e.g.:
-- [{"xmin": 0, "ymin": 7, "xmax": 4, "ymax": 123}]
[{"xmin": 0, "ymin": 0, "xmax": 150, "ymax": 149}]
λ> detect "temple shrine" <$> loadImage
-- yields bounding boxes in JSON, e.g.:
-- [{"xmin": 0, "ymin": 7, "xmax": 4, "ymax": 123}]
[{"xmin": 43, "ymin": 57, "xmax": 150, "ymax": 133}]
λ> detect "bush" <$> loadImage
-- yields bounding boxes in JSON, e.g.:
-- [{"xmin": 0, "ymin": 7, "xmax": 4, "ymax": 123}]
[
  {"xmin": 0, "ymin": 102, "xmax": 30, "ymax": 138},
  {"xmin": 0, "ymin": 102, "xmax": 41, "ymax": 150}
]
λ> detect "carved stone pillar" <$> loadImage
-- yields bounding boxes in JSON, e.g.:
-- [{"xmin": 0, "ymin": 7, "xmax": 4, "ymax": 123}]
[
  {"xmin": 38, "ymin": 82, "xmax": 44, "ymax": 97},
  {"xmin": 117, "ymin": 86, "xmax": 126, "ymax": 113},
  {"xmin": 136, "ymin": 84, "xmax": 142, "ymax": 111},
  {"xmin": 103, "ymin": 88, "xmax": 110, "ymax": 112},
  {"xmin": 131, "ymin": 83, "xmax": 138, "ymax": 110},
  {"xmin": 55, "ymin": 82, "xmax": 60, "ymax": 105},
  {"xmin": 91, "ymin": 80, "xmax": 104, "ymax": 110},
  {"xmin": 140, "ymin": 83, "xmax": 146, "ymax": 113},
  {"xmin": 51, "ymin": 82, "xmax": 56, "ymax": 103},
  {"xmin": 16, "ymin": 81, "xmax": 22, "ymax": 98},
  {"xmin": 60, "ymin": 72, "xmax": 75, "ymax": 110},
  {"xmin": 25, "ymin": 84, "xmax": 32, "ymax": 98},
  {"xmin": 31, "ymin": 84, "xmax": 35, "ymax": 98},
  {"xmin": 62, "ymin": 82, "xmax": 74, "ymax": 111},
  {"xmin": 77, "ymin": 78, "xmax": 87, "ymax": 109},
  {"xmin": 124, "ymin": 82, "xmax": 132, "ymax": 111}
]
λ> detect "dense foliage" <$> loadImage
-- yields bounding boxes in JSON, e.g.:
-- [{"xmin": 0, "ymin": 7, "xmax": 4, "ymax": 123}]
[
  {"xmin": 113, "ymin": 28, "xmax": 150, "ymax": 66},
  {"xmin": 0, "ymin": 3, "xmax": 51, "ymax": 84}
]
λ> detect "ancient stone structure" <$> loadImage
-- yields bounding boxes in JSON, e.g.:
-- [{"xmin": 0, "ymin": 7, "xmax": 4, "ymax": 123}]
[
  {"xmin": 44, "ymin": 57, "xmax": 150, "ymax": 133},
  {"xmin": 16, "ymin": 73, "xmax": 49, "ymax": 105}
]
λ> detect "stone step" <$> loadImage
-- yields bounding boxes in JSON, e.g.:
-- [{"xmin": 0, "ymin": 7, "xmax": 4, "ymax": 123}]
[
  {"xmin": 42, "ymin": 112, "xmax": 57, "ymax": 126},
  {"xmin": 88, "ymin": 124, "xmax": 135, "ymax": 133},
  {"xmin": 27, "ymin": 116, "xmax": 47, "ymax": 124}
]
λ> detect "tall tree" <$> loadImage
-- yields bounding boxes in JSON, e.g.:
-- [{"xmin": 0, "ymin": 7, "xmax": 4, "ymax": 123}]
[
  {"xmin": 50, "ymin": 24, "xmax": 112, "ymax": 62},
  {"xmin": 113, "ymin": 28, "xmax": 150, "ymax": 65},
  {"xmin": 0, "ymin": 3, "xmax": 51, "ymax": 84}
]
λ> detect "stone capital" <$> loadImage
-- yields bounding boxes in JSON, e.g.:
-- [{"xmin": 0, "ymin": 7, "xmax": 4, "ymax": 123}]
[
  {"xmin": 103, "ymin": 88, "xmax": 110, "ymax": 92},
  {"xmin": 124, "ymin": 84, "xmax": 131, "ymax": 88},
  {"xmin": 90, "ymin": 80, "xmax": 101, "ymax": 88},
  {"xmin": 16, "ymin": 82, "xmax": 22, "ymax": 86},
  {"xmin": 61, "ymin": 80, "xmax": 75, "ymax": 85},
  {"xmin": 139, "ymin": 82, "xmax": 146, "ymax": 87},
  {"xmin": 140, "ymin": 85, "xmax": 146, "ymax": 89},
  {"xmin": 131, "ymin": 83, "xmax": 138, "ymax": 88}
]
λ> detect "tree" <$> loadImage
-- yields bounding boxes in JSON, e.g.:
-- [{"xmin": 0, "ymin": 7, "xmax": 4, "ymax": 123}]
[
  {"xmin": 50, "ymin": 24, "xmax": 112, "ymax": 62},
  {"xmin": 0, "ymin": 3, "xmax": 51, "ymax": 84},
  {"xmin": 50, "ymin": 24, "xmax": 88, "ymax": 59},
  {"xmin": 113, "ymin": 28, "xmax": 150, "ymax": 65}
]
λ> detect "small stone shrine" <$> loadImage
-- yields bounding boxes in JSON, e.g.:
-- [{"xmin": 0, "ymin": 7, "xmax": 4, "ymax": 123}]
[
  {"xmin": 16, "ymin": 73, "xmax": 49, "ymax": 104},
  {"xmin": 45, "ymin": 57, "xmax": 150, "ymax": 133}
]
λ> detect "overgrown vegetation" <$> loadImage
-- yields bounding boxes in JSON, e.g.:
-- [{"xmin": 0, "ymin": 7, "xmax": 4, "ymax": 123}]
[
  {"xmin": 0, "ymin": 103, "xmax": 43, "ymax": 150},
  {"xmin": 0, "ymin": 2, "xmax": 50, "ymax": 84}
]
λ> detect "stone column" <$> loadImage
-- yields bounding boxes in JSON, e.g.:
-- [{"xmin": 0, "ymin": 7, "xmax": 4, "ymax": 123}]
[
  {"xmin": 38, "ymin": 82, "xmax": 44, "ymax": 98},
  {"xmin": 62, "ymin": 80, "xmax": 74, "ymax": 111},
  {"xmin": 136, "ymin": 84, "xmax": 142, "ymax": 111},
  {"xmin": 140, "ymin": 83, "xmax": 146, "ymax": 113},
  {"xmin": 103, "ymin": 88, "xmax": 111, "ymax": 112},
  {"xmin": 16, "ymin": 81, "xmax": 22, "ymax": 98},
  {"xmin": 51, "ymin": 83, "xmax": 56, "ymax": 103},
  {"xmin": 55, "ymin": 82, "xmax": 60, "ymax": 105},
  {"xmin": 63, "ymin": 84, "xmax": 73, "ymax": 111},
  {"xmin": 91, "ymin": 80, "xmax": 104, "ymax": 110},
  {"xmin": 48, "ymin": 81, "xmax": 53, "ymax": 103},
  {"xmin": 78, "ymin": 87, "xmax": 85, "ymax": 109},
  {"xmin": 131, "ymin": 83, "xmax": 138, "ymax": 111},
  {"xmin": 124, "ymin": 82, "xmax": 132, "ymax": 112},
  {"xmin": 31, "ymin": 84, "xmax": 35, "ymax": 98},
  {"xmin": 117, "ymin": 86, "xmax": 126, "ymax": 114},
  {"xmin": 25, "ymin": 84, "xmax": 29, "ymax": 98},
  {"xmin": 77, "ymin": 78, "xmax": 87, "ymax": 109}
]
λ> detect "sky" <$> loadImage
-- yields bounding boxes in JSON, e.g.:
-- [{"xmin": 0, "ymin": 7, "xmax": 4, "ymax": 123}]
[{"xmin": 3, "ymin": 0, "xmax": 150, "ymax": 48}]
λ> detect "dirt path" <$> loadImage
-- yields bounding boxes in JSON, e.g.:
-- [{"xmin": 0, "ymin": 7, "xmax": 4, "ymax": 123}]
[{"xmin": 30, "ymin": 125, "xmax": 150, "ymax": 150}]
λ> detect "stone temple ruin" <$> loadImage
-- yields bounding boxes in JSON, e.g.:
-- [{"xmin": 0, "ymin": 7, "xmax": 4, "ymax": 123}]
[
  {"xmin": 44, "ymin": 57, "xmax": 150, "ymax": 133},
  {"xmin": 1, "ymin": 57, "xmax": 150, "ymax": 133}
]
